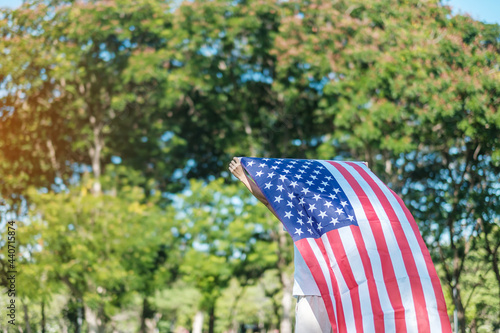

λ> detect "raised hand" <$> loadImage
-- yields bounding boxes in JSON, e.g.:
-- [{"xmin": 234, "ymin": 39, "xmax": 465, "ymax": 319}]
[{"xmin": 228, "ymin": 157, "xmax": 245, "ymax": 181}]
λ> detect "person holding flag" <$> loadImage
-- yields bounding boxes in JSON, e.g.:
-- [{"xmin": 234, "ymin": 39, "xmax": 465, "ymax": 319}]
[
  {"xmin": 229, "ymin": 157, "xmax": 331, "ymax": 332},
  {"xmin": 229, "ymin": 156, "xmax": 452, "ymax": 333}
]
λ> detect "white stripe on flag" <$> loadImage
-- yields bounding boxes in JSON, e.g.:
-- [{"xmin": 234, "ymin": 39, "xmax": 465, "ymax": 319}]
[
  {"xmin": 321, "ymin": 233, "xmax": 357, "ymax": 332},
  {"xmin": 319, "ymin": 161, "xmax": 396, "ymax": 332},
  {"xmin": 348, "ymin": 162, "xmax": 443, "ymax": 332},
  {"xmin": 337, "ymin": 162, "xmax": 419, "ymax": 331},
  {"xmin": 306, "ymin": 237, "xmax": 338, "ymax": 323},
  {"xmin": 323, "ymin": 229, "xmax": 376, "ymax": 333}
]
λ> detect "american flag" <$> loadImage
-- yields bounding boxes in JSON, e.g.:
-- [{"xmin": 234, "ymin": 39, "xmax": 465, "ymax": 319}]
[{"xmin": 241, "ymin": 157, "xmax": 451, "ymax": 333}]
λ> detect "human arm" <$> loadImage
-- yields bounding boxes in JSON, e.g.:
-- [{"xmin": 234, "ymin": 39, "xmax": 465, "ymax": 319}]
[{"xmin": 228, "ymin": 157, "xmax": 280, "ymax": 221}]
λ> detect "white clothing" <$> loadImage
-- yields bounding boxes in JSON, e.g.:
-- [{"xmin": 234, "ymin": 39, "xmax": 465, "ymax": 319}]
[
  {"xmin": 295, "ymin": 295, "xmax": 332, "ymax": 333},
  {"xmin": 293, "ymin": 245, "xmax": 321, "ymax": 296},
  {"xmin": 289, "ymin": 237, "xmax": 328, "ymax": 332}
]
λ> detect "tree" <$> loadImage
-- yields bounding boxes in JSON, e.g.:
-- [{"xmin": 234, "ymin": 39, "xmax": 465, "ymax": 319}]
[
  {"xmin": 177, "ymin": 178, "xmax": 278, "ymax": 333},
  {"xmin": 0, "ymin": 0, "xmax": 185, "ymax": 208},
  {"xmin": 272, "ymin": 1, "xmax": 500, "ymax": 330},
  {"xmin": 1, "ymin": 0, "xmax": 499, "ymax": 330},
  {"xmin": 21, "ymin": 166, "xmax": 179, "ymax": 332}
]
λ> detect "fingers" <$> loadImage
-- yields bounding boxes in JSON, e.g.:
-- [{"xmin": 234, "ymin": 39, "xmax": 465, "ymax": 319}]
[
  {"xmin": 229, "ymin": 157, "xmax": 240, "ymax": 168},
  {"xmin": 229, "ymin": 157, "xmax": 242, "ymax": 174}
]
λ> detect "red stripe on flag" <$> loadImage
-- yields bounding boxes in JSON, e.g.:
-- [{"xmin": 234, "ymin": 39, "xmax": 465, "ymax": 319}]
[
  {"xmin": 348, "ymin": 225, "xmax": 386, "ymax": 332},
  {"xmin": 295, "ymin": 238, "xmax": 339, "ymax": 332},
  {"xmin": 390, "ymin": 190, "xmax": 452, "ymax": 333},
  {"xmin": 314, "ymin": 238, "xmax": 348, "ymax": 333},
  {"xmin": 325, "ymin": 230, "xmax": 364, "ymax": 333},
  {"xmin": 346, "ymin": 162, "xmax": 431, "ymax": 332},
  {"xmin": 328, "ymin": 161, "xmax": 408, "ymax": 332}
]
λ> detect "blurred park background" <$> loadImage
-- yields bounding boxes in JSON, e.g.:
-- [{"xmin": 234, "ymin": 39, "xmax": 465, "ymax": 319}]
[{"xmin": 0, "ymin": 0, "xmax": 499, "ymax": 332}]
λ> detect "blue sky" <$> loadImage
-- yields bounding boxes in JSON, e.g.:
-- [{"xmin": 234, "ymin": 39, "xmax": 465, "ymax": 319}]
[
  {"xmin": 443, "ymin": 0, "xmax": 500, "ymax": 24},
  {"xmin": 0, "ymin": 0, "xmax": 499, "ymax": 24}
]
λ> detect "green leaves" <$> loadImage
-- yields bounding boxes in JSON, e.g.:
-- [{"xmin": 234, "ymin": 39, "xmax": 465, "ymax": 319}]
[
  {"xmin": 174, "ymin": 178, "xmax": 277, "ymax": 315},
  {"xmin": 15, "ymin": 169, "xmax": 180, "ymax": 327},
  {"xmin": 1, "ymin": 0, "xmax": 499, "ymax": 330}
]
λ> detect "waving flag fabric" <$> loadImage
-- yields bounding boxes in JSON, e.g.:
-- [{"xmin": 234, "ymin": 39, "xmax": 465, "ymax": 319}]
[{"xmin": 240, "ymin": 157, "xmax": 451, "ymax": 333}]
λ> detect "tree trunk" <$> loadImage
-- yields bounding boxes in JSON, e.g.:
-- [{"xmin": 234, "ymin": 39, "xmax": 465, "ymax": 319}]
[
  {"xmin": 41, "ymin": 300, "xmax": 46, "ymax": 333},
  {"xmin": 139, "ymin": 296, "xmax": 159, "ymax": 333},
  {"xmin": 192, "ymin": 311, "xmax": 204, "ymax": 333},
  {"xmin": 229, "ymin": 285, "xmax": 246, "ymax": 333},
  {"xmin": 451, "ymin": 285, "xmax": 466, "ymax": 333},
  {"xmin": 22, "ymin": 301, "xmax": 31, "ymax": 333},
  {"xmin": 140, "ymin": 296, "xmax": 151, "ymax": 333},
  {"xmin": 278, "ymin": 228, "xmax": 292, "ymax": 333},
  {"xmin": 59, "ymin": 276, "xmax": 83, "ymax": 333},
  {"xmin": 491, "ymin": 250, "xmax": 500, "ymax": 308},
  {"xmin": 85, "ymin": 304, "xmax": 99, "ymax": 333},
  {"xmin": 75, "ymin": 298, "xmax": 83, "ymax": 333},
  {"xmin": 58, "ymin": 317, "xmax": 69, "ymax": 333},
  {"xmin": 477, "ymin": 218, "xmax": 500, "ymax": 310},
  {"xmin": 208, "ymin": 304, "xmax": 216, "ymax": 333},
  {"xmin": 145, "ymin": 313, "xmax": 162, "ymax": 333},
  {"xmin": 280, "ymin": 272, "xmax": 293, "ymax": 333},
  {"xmin": 89, "ymin": 116, "xmax": 103, "ymax": 196}
]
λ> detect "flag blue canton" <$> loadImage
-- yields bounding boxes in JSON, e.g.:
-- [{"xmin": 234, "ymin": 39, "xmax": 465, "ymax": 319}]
[{"xmin": 241, "ymin": 157, "xmax": 358, "ymax": 241}]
